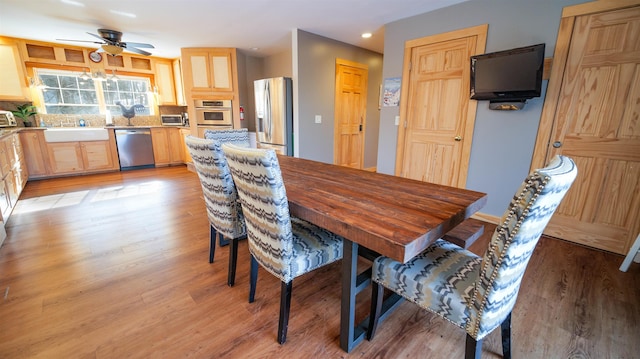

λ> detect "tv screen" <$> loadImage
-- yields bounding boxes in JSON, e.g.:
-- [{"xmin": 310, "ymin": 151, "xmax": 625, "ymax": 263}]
[{"xmin": 470, "ymin": 43, "xmax": 545, "ymax": 101}]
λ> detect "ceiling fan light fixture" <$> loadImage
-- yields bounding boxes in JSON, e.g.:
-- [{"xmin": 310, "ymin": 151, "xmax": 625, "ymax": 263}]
[{"xmin": 102, "ymin": 44, "xmax": 124, "ymax": 56}]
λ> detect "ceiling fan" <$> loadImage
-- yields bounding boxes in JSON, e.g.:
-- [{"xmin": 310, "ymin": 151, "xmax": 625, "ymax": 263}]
[{"xmin": 57, "ymin": 29, "xmax": 154, "ymax": 56}]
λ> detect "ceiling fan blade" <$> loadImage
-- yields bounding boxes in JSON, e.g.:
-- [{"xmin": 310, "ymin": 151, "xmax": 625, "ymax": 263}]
[
  {"xmin": 56, "ymin": 38, "xmax": 103, "ymax": 44},
  {"xmin": 124, "ymin": 46, "xmax": 151, "ymax": 56},
  {"xmin": 87, "ymin": 32, "xmax": 112, "ymax": 44},
  {"xmin": 122, "ymin": 42, "xmax": 154, "ymax": 49}
]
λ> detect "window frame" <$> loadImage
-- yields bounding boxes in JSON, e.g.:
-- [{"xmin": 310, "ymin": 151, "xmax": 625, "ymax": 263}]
[{"xmin": 28, "ymin": 64, "xmax": 157, "ymax": 116}]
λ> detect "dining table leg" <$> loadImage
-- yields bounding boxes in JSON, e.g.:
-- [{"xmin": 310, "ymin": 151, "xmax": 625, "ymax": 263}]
[{"xmin": 340, "ymin": 239, "xmax": 360, "ymax": 352}]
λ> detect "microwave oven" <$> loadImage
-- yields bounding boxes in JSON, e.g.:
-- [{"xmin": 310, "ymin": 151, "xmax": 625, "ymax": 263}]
[
  {"xmin": 194, "ymin": 99, "xmax": 232, "ymax": 127},
  {"xmin": 0, "ymin": 111, "xmax": 17, "ymax": 127},
  {"xmin": 160, "ymin": 114, "xmax": 184, "ymax": 126}
]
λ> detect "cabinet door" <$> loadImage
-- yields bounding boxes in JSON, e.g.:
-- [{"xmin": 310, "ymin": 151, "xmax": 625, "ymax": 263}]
[
  {"xmin": 173, "ymin": 59, "xmax": 186, "ymax": 106},
  {"xmin": 0, "ymin": 140, "xmax": 10, "ymax": 177},
  {"xmin": 155, "ymin": 60, "xmax": 176, "ymax": 105},
  {"xmin": 0, "ymin": 41, "xmax": 30, "ymax": 100},
  {"xmin": 19, "ymin": 130, "xmax": 49, "ymax": 178},
  {"xmin": 167, "ymin": 128, "xmax": 184, "ymax": 164},
  {"xmin": 81, "ymin": 141, "xmax": 117, "ymax": 171},
  {"xmin": 179, "ymin": 128, "xmax": 192, "ymax": 164},
  {"xmin": 47, "ymin": 142, "xmax": 83, "ymax": 174},
  {"xmin": 151, "ymin": 128, "xmax": 171, "ymax": 165},
  {"xmin": 210, "ymin": 51, "xmax": 232, "ymax": 91},
  {"xmin": 186, "ymin": 51, "xmax": 213, "ymax": 92}
]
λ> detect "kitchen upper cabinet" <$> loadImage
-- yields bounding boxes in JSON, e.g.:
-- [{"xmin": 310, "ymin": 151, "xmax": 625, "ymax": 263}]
[
  {"xmin": 181, "ymin": 48, "xmax": 235, "ymax": 94},
  {"xmin": 19, "ymin": 129, "xmax": 49, "ymax": 179},
  {"xmin": 155, "ymin": 59, "xmax": 177, "ymax": 105},
  {"xmin": 0, "ymin": 39, "xmax": 30, "ymax": 101},
  {"xmin": 151, "ymin": 127, "xmax": 184, "ymax": 166},
  {"xmin": 173, "ymin": 59, "xmax": 186, "ymax": 106}
]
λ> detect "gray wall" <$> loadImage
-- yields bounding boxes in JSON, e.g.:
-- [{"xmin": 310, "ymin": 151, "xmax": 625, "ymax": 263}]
[
  {"xmin": 377, "ymin": 0, "xmax": 585, "ymax": 217},
  {"xmin": 295, "ymin": 30, "xmax": 382, "ymax": 167}
]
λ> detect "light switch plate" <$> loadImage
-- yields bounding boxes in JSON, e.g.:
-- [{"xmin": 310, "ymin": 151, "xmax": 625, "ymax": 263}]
[
  {"xmin": 395, "ymin": 116, "xmax": 400, "ymax": 126},
  {"xmin": 315, "ymin": 115, "xmax": 322, "ymax": 124}
]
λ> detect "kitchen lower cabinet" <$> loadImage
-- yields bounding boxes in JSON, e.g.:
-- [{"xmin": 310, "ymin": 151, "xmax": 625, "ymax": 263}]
[
  {"xmin": 179, "ymin": 128, "xmax": 192, "ymax": 164},
  {"xmin": 151, "ymin": 127, "xmax": 184, "ymax": 166},
  {"xmin": 19, "ymin": 130, "xmax": 49, "ymax": 179},
  {"xmin": 0, "ymin": 132, "xmax": 28, "ymax": 245},
  {"xmin": 46, "ymin": 138, "xmax": 119, "ymax": 175}
]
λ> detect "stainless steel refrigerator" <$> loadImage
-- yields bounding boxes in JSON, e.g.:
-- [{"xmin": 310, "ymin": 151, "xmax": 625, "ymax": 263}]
[{"xmin": 254, "ymin": 77, "xmax": 293, "ymax": 156}]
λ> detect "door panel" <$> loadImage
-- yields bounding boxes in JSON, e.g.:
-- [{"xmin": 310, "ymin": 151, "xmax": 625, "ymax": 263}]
[
  {"xmin": 539, "ymin": 6, "xmax": 640, "ymax": 254},
  {"xmin": 334, "ymin": 59, "xmax": 367, "ymax": 169},
  {"xmin": 396, "ymin": 25, "xmax": 486, "ymax": 188}
]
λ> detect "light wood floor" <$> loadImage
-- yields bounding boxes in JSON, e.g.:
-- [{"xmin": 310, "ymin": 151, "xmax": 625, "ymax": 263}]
[{"xmin": 1, "ymin": 166, "xmax": 638, "ymax": 358}]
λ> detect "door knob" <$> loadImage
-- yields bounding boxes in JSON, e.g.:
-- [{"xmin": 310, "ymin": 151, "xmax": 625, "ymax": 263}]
[
  {"xmin": 454, "ymin": 136, "xmax": 462, "ymax": 141},
  {"xmin": 553, "ymin": 141, "xmax": 562, "ymax": 148}
]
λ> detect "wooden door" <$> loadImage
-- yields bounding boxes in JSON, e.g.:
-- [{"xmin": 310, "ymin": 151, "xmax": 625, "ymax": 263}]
[
  {"xmin": 18, "ymin": 130, "xmax": 49, "ymax": 178},
  {"xmin": 47, "ymin": 142, "xmax": 83, "ymax": 174},
  {"xmin": 531, "ymin": 3, "xmax": 640, "ymax": 255},
  {"xmin": 82, "ymin": 141, "xmax": 117, "ymax": 171},
  {"xmin": 334, "ymin": 59, "xmax": 367, "ymax": 169},
  {"xmin": 395, "ymin": 25, "xmax": 486, "ymax": 188}
]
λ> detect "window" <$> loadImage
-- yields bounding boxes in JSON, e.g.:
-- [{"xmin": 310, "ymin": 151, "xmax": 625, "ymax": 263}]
[
  {"xmin": 102, "ymin": 77, "xmax": 151, "ymax": 116},
  {"xmin": 34, "ymin": 68, "xmax": 154, "ymax": 116},
  {"xmin": 39, "ymin": 70, "xmax": 99, "ymax": 114}
]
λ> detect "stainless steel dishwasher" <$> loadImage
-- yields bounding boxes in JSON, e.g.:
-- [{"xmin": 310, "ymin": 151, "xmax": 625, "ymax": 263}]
[{"xmin": 115, "ymin": 129, "xmax": 155, "ymax": 170}]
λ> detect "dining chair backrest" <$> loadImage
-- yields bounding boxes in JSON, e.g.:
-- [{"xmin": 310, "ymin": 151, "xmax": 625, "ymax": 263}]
[
  {"xmin": 184, "ymin": 135, "xmax": 245, "ymax": 240},
  {"xmin": 221, "ymin": 143, "xmax": 297, "ymax": 282},
  {"xmin": 466, "ymin": 155, "xmax": 577, "ymax": 339},
  {"xmin": 204, "ymin": 128, "xmax": 251, "ymax": 148}
]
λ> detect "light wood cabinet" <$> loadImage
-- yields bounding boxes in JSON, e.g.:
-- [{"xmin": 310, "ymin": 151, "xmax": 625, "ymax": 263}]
[
  {"xmin": 173, "ymin": 59, "xmax": 186, "ymax": 106},
  {"xmin": 0, "ymin": 133, "xmax": 28, "ymax": 239},
  {"xmin": 0, "ymin": 39, "xmax": 30, "ymax": 101},
  {"xmin": 155, "ymin": 59, "xmax": 177, "ymax": 105},
  {"xmin": 181, "ymin": 48, "xmax": 234, "ymax": 93},
  {"xmin": 45, "ymin": 131, "xmax": 119, "ymax": 176},
  {"xmin": 19, "ymin": 129, "xmax": 49, "ymax": 179},
  {"xmin": 151, "ymin": 127, "xmax": 184, "ymax": 166},
  {"xmin": 179, "ymin": 128, "xmax": 192, "ymax": 164}
]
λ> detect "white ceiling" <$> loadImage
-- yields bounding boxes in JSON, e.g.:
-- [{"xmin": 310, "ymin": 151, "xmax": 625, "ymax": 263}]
[{"xmin": 0, "ymin": 0, "xmax": 468, "ymax": 59}]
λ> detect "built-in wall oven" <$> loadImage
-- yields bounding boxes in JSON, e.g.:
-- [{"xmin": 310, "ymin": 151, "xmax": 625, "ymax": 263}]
[{"xmin": 194, "ymin": 99, "xmax": 232, "ymax": 127}]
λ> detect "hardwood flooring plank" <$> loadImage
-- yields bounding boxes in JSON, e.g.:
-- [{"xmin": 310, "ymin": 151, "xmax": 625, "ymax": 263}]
[{"xmin": 1, "ymin": 166, "xmax": 638, "ymax": 358}]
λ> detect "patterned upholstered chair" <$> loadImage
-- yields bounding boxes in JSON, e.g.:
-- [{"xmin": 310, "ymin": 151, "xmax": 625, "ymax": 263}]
[
  {"xmin": 185, "ymin": 135, "xmax": 246, "ymax": 287},
  {"xmin": 367, "ymin": 155, "xmax": 577, "ymax": 359},
  {"xmin": 204, "ymin": 128, "xmax": 251, "ymax": 148},
  {"xmin": 222, "ymin": 143, "xmax": 344, "ymax": 344}
]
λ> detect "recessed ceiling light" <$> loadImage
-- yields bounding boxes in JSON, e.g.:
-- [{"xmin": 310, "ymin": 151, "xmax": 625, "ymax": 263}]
[
  {"xmin": 61, "ymin": 0, "xmax": 85, "ymax": 6},
  {"xmin": 251, "ymin": 47, "xmax": 260, "ymax": 51},
  {"xmin": 361, "ymin": 33, "xmax": 372, "ymax": 39},
  {"xmin": 110, "ymin": 10, "xmax": 137, "ymax": 18}
]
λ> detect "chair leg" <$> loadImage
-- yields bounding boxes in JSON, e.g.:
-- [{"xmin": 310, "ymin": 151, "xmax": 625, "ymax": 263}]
[
  {"xmin": 219, "ymin": 233, "xmax": 230, "ymax": 247},
  {"xmin": 227, "ymin": 237, "xmax": 239, "ymax": 287},
  {"xmin": 278, "ymin": 280, "xmax": 293, "ymax": 344},
  {"xmin": 249, "ymin": 255, "xmax": 259, "ymax": 303},
  {"xmin": 501, "ymin": 312, "xmax": 512, "ymax": 359},
  {"xmin": 366, "ymin": 281, "xmax": 384, "ymax": 340},
  {"xmin": 209, "ymin": 225, "xmax": 217, "ymax": 263},
  {"xmin": 465, "ymin": 334, "xmax": 482, "ymax": 359}
]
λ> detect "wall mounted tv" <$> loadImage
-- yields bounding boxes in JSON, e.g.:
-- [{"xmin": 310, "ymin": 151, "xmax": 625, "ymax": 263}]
[{"xmin": 470, "ymin": 43, "xmax": 545, "ymax": 105}]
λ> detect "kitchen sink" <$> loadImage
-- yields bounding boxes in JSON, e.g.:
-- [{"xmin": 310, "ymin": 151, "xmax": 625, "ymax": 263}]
[{"xmin": 44, "ymin": 128, "xmax": 110, "ymax": 142}]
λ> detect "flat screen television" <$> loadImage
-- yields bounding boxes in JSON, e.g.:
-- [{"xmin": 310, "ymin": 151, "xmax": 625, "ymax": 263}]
[{"xmin": 470, "ymin": 43, "xmax": 545, "ymax": 102}]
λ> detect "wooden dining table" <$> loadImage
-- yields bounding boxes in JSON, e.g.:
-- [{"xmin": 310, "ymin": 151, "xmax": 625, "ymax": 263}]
[{"xmin": 277, "ymin": 155, "xmax": 488, "ymax": 352}]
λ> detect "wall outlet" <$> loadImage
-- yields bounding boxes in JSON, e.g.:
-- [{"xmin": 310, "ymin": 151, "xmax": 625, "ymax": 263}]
[
  {"xmin": 395, "ymin": 115, "xmax": 400, "ymax": 126},
  {"xmin": 315, "ymin": 115, "xmax": 322, "ymax": 124}
]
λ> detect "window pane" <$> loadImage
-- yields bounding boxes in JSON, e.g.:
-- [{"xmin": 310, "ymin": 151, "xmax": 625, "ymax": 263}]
[
  {"xmin": 42, "ymin": 89, "xmax": 61, "ymax": 104},
  {"xmin": 59, "ymin": 76, "xmax": 78, "ymax": 89},
  {"xmin": 78, "ymin": 79, "xmax": 94, "ymax": 90},
  {"xmin": 80, "ymin": 91, "xmax": 98, "ymax": 104},
  {"xmin": 61, "ymin": 89, "xmax": 80, "ymax": 103},
  {"xmin": 41, "ymin": 75, "xmax": 59, "ymax": 87}
]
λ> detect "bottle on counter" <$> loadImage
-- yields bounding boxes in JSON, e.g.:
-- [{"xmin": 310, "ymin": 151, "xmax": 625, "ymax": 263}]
[
  {"xmin": 79, "ymin": 119, "xmax": 86, "ymax": 127},
  {"xmin": 40, "ymin": 118, "xmax": 46, "ymax": 127}
]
